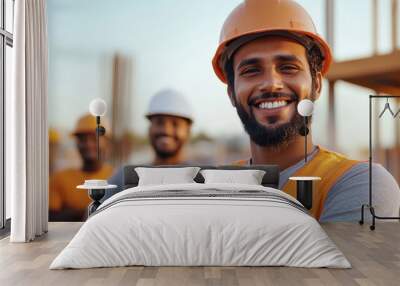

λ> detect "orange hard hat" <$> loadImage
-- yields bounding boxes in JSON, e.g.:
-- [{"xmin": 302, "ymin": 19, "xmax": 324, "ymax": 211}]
[
  {"xmin": 212, "ymin": 0, "xmax": 333, "ymax": 83},
  {"xmin": 72, "ymin": 113, "xmax": 111, "ymax": 137}
]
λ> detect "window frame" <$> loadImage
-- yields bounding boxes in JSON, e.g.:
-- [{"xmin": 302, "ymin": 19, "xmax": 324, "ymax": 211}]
[{"xmin": 0, "ymin": 0, "xmax": 14, "ymax": 233}]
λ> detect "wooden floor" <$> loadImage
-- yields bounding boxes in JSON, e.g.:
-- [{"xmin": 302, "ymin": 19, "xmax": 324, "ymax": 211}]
[{"xmin": 0, "ymin": 222, "xmax": 399, "ymax": 286}]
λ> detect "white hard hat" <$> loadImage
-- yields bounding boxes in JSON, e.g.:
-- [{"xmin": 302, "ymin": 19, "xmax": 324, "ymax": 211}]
[{"xmin": 146, "ymin": 89, "xmax": 193, "ymax": 122}]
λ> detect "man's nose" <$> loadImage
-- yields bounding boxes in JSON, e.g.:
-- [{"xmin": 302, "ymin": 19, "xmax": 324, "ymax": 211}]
[
  {"xmin": 159, "ymin": 121, "xmax": 175, "ymax": 136},
  {"xmin": 86, "ymin": 138, "xmax": 98, "ymax": 148},
  {"xmin": 258, "ymin": 67, "xmax": 284, "ymax": 94}
]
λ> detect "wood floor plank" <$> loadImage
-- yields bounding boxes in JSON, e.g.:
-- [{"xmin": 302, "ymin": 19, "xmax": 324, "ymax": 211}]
[{"xmin": 1, "ymin": 222, "xmax": 400, "ymax": 286}]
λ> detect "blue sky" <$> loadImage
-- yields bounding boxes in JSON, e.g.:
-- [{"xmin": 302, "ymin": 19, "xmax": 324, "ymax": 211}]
[{"xmin": 47, "ymin": 0, "xmax": 399, "ymax": 155}]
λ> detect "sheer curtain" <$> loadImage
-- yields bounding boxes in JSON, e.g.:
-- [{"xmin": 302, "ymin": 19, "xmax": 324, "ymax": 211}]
[{"xmin": 8, "ymin": 0, "xmax": 48, "ymax": 242}]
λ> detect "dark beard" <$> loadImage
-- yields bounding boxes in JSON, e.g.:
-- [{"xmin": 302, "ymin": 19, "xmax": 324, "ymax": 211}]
[
  {"xmin": 155, "ymin": 147, "xmax": 182, "ymax": 159},
  {"xmin": 152, "ymin": 136, "xmax": 184, "ymax": 159},
  {"xmin": 235, "ymin": 92, "xmax": 311, "ymax": 148}
]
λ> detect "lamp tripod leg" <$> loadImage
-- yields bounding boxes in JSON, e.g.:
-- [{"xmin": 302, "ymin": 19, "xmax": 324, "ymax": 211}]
[
  {"xmin": 96, "ymin": 116, "xmax": 100, "ymax": 161},
  {"xmin": 359, "ymin": 204, "xmax": 365, "ymax": 225},
  {"xmin": 370, "ymin": 206, "xmax": 376, "ymax": 231}
]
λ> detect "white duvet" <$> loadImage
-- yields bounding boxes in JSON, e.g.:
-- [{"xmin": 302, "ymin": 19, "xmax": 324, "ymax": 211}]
[{"xmin": 50, "ymin": 183, "xmax": 350, "ymax": 269}]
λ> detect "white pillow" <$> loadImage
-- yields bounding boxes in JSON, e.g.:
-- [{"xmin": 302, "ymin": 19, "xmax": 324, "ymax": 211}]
[
  {"xmin": 200, "ymin": 169, "xmax": 266, "ymax": 185},
  {"xmin": 135, "ymin": 167, "xmax": 201, "ymax": 186}
]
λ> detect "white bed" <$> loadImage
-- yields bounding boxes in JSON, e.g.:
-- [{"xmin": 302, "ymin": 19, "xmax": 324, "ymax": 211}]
[{"xmin": 50, "ymin": 183, "xmax": 350, "ymax": 269}]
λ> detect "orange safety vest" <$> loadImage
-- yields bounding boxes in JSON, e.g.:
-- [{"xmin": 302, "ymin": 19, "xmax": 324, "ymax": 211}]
[{"xmin": 233, "ymin": 146, "xmax": 360, "ymax": 220}]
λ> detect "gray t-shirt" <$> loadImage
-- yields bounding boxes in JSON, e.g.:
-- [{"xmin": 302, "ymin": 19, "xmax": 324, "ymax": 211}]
[
  {"xmin": 103, "ymin": 149, "xmax": 400, "ymax": 222},
  {"xmin": 102, "ymin": 162, "xmax": 195, "ymax": 202},
  {"xmin": 102, "ymin": 167, "xmax": 126, "ymax": 202}
]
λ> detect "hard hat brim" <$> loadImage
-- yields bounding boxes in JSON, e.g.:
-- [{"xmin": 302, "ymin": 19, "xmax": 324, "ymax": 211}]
[
  {"xmin": 70, "ymin": 130, "xmax": 111, "ymax": 138},
  {"xmin": 146, "ymin": 113, "xmax": 193, "ymax": 123}
]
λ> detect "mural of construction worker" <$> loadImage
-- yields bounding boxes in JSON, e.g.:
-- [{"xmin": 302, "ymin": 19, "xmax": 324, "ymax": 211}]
[
  {"xmin": 102, "ymin": 89, "xmax": 194, "ymax": 200},
  {"xmin": 49, "ymin": 114, "xmax": 114, "ymax": 221},
  {"xmin": 211, "ymin": 0, "xmax": 400, "ymax": 221}
]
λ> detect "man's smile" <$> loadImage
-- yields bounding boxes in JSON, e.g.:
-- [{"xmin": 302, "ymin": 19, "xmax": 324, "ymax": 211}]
[
  {"xmin": 155, "ymin": 135, "xmax": 177, "ymax": 146},
  {"xmin": 249, "ymin": 97, "xmax": 297, "ymax": 120}
]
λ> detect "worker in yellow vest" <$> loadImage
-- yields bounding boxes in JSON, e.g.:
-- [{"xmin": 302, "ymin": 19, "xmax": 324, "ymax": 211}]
[
  {"xmin": 49, "ymin": 114, "xmax": 114, "ymax": 221},
  {"xmin": 212, "ymin": 0, "xmax": 400, "ymax": 221}
]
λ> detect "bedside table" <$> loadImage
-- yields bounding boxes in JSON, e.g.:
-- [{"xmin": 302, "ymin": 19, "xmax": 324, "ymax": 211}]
[
  {"xmin": 289, "ymin": 176, "xmax": 321, "ymax": 210},
  {"xmin": 77, "ymin": 183, "xmax": 117, "ymax": 216}
]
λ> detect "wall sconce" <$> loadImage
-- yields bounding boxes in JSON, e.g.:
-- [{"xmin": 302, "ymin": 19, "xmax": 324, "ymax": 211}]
[{"xmin": 89, "ymin": 98, "xmax": 107, "ymax": 161}]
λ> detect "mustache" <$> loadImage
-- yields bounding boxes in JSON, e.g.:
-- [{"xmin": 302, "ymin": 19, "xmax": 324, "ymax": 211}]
[{"xmin": 248, "ymin": 92, "xmax": 298, "ymax": 106}]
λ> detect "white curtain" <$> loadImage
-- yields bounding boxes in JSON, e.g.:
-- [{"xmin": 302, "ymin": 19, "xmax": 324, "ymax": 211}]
[{"xmin": 9, "ymin": 0, "xmax": 48, "ymax": 242}]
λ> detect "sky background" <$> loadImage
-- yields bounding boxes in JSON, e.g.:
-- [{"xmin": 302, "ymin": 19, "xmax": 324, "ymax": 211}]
[{"xmin": 47, "ymin": 0, "xmax": 400, "ymax": 156}]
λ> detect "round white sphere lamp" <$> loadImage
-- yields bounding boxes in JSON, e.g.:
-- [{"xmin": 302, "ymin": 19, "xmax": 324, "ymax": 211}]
[
  {"xmin": 89, "ymin": 98, "xmax": 107, "ymax": 117},
  {"xmin": 297, "ymin": 99, "xmax": 314, "ymax": 117}
]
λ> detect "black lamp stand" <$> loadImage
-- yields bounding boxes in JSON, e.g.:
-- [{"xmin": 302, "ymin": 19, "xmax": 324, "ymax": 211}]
[
  {"xmin": 290, "ymin": 115, "xmax": 316, "ymax": 210},
  {"xmin": 95, "ymin": 116, "xmax": 106, "ymax": 161},
  {"xmin": 87, "ymin": 189, "xmax": 106, "ymax": 216},
  {"xmin": 88, "ymin": 116, "xmax": 107, "ymax": 216}
]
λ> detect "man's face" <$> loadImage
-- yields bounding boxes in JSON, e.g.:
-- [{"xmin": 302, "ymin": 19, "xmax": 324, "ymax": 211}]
[
  {"xmin": 230, "ymin": 36, "xmax": 320, "ymax": 147},
  {"xmin": 149, "ymin": 115, "xmax": 191, "ymax": 159},
  {"xmin": 75, "ymin": 133, "xmax": 107, "ymax": 163}
]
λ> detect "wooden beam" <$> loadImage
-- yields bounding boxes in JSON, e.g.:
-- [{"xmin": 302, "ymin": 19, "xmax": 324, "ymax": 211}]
[
  {"xmin": 326, "ymin": 51, "xmax": 400, "ymax": 81},
  {"xmin": 393, "ymin": 0, "xmax": 398, "ymax": 51},
  {"xmin": 373, "ymin": 0, "xmax": 378, "ymax": 54},
  {"xmin": 325, "ymin": 0, "xmax": 336, "ymax": 149},
  {"xmin": 326, "ymin": 0, "xmax": 335, "ymax": 48}
]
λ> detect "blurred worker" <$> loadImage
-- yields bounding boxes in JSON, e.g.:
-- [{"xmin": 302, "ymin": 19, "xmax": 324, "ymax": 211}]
[
  {"xmin": 146, "ymin": 89, "xmax": 193, "ymax": 165},
  {"xmin": 49, "ymin": 114, "xmax": 114, "ymax": 221},
  {"xmin": 103, "ymin": 89, "xmax": 193, "ymax": 200},
  {"xmin": 212, "ymin": 0, "xmax": 400, "ymax": 221},
  {"xmin": 49, "ymin": 127, "xmax": 61, "ymax": 175}
]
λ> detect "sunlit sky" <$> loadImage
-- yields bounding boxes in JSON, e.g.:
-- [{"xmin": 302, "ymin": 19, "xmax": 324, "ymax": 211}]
[{"xmin": 47, "ymin": 0, "xmax": 400, "ymax": 155}]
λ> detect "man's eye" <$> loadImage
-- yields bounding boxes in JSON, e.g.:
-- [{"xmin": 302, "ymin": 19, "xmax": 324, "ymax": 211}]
[
  {"xmin": 280, "ymin": 64, "xmax": 299, "ymax": 72},
  {"xmin": 240, "ymin": 67, "xmax": 259, "ymax": 76}
]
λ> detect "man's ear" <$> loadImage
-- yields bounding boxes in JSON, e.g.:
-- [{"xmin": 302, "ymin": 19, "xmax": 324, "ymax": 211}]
[
  {"xmin": 314, "ymin": 71, "xmax": 323, "ymax": 100},
  {"xmin": 227, "ymin": 86, "xmax": 236, "ymax": 107}
]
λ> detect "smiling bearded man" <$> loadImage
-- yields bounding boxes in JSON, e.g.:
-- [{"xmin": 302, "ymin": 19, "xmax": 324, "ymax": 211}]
[{"xmin": 212, "ymin": 0, "xmax": 400, "ymax": 222}]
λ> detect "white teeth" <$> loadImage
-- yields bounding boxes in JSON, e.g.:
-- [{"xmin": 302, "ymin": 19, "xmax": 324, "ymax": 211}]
[{"xmin": 258, "ymin": 101, "xmax": 288, "ymax": 109}]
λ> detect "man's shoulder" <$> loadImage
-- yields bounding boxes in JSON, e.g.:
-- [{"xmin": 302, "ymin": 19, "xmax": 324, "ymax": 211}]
[
  {"xmin": 317, "ymin": 146, "xmax": 361, "ymax": 164},
  {"xmin": 338, "ymin": 161, "xmax": 394, "ymax": 183},
  {"xmin": 103, "ymin": 163, "xmax": 114, "ymax": 172},
  {"xmin": 100, "ymin": 164, "xmax": 115, "ymax": 177},
  {"xmin": 321, "ymin": 161, "xmax": 400, "ymax": 221},
  {"xmin": 108, "ymin": 166, "xmax": 125, "ymax": 183},
  {"xmin": 50, "ymin": 168, "xmax": 80, "ymax": 179},
  {"xmin": 331, "ymin": 161, "xmax": 399, "ymax": 203}
]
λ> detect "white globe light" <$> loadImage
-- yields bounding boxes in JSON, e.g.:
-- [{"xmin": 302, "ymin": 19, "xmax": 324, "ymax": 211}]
[
  {"xmin": 89, "ymin": 98, "xmax": 107, "ymax": 116},
  {"xmin": 297, "ymin": 99, "xmax": 314, "ymax": 117}
]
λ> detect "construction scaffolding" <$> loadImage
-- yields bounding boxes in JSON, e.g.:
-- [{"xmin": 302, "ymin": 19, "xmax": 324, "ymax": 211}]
[{"xmin": 325, "ymin": 0, "xmax": 400, "ymax": 182}]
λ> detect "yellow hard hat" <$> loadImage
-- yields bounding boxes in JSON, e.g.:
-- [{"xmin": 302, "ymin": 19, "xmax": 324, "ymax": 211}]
[
  {"xmin": 72, "ymin": 113, "xmax": 111, "ymax": 137},
  {"xmin": 212, "ymin": 0, "xmax": 332, "ymax": 83},
  {"xmin": 49, "ymin": 128, "xmax": 60, "ymax": 144}
]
